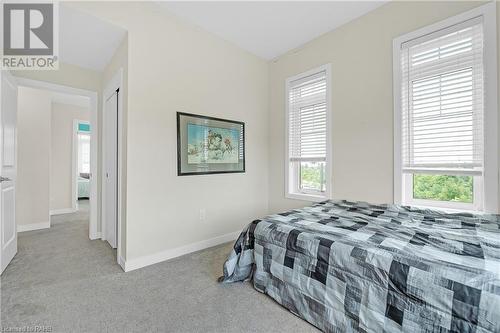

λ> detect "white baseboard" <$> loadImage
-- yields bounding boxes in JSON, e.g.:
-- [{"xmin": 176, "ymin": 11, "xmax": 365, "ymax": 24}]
[
  {"xmin": 118, "ymin": 255, "xmax": 126, "ymax": 271},
  {"xmin": 50, "ymin": 208, "xmax": 76, "ymax": 216},
  {"xmin": 18, "ymin": 221, "xmax": 50, "ymax": 232},
  {"xmin": 89, "ymin": 232, "xmax": 101, "ymax": 240},
  {"xmin": 123, "ymin": 231, "xmax": 240, "ymax": 272}
]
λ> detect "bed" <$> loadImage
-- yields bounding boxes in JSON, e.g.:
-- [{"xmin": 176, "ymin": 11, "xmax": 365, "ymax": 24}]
[
  {"xmin": 220, "ymin": 200, "xmax": 500, "ymax": 333},
  {"xmin": 78, "ymin": 175, "xmax": 90, "ymax": 199}
]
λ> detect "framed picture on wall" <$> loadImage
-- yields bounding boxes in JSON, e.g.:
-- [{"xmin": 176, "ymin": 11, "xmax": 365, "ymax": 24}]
[{"xmin": 177, "ymin": 112, "xmax": 245, "ymax": 176}]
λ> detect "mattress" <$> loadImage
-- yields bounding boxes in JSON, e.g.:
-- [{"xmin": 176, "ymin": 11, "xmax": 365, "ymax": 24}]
[
  {"xmin": 78, "ymin": 176, "xmax": 90, "ymax": 198},
  {"xmin": 220, "ymin": 200, "xmax": 500, "ymax": 333}
]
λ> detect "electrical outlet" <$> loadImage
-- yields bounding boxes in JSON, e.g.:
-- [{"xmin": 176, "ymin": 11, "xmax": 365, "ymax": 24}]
[{"xmin": 199, "ymin": 208, "xmax": 206, "ymax": 221}]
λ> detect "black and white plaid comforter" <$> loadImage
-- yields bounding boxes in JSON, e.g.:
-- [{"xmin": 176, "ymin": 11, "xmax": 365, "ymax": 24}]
[{"xmin": 220, "ymin": 200, "xmax": 500, "ymax": 333}]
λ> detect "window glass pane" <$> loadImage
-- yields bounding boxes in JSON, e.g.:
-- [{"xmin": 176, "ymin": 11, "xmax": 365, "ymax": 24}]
[
  {"xmin": 413, "ymin": 174, "xmax": 473, "ymax": 203},
  {"xmin": 78, "ymin": 134, "xmax": 91, "ymax": 174},
  {"xmin": 299, "ymin": 161, "xmax": 326, "ymax": 193},
  {"xmin": 78, "ymin": 123, "xmax": 90, "ymax": 132}
]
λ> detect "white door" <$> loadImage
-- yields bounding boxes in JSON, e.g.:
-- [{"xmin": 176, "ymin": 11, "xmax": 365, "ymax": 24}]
[
  {"xmin": 0, "ymin": 71, "xmax": 18, "ymax": 274},
  {"xmin": 104, "ymin": 91, "xmax": 118, "ymax": 249}
]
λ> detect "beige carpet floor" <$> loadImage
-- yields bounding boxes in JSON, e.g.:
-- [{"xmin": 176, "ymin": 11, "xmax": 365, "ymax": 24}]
[{"xmin": 1, "ymin": 201, "xmax": 318, "ymax": 332}]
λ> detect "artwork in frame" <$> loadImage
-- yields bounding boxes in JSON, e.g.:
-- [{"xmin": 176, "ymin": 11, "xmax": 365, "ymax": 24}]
[{"xmin": 177, "ymin": 112, "xmax": 245, "ymax": 176}]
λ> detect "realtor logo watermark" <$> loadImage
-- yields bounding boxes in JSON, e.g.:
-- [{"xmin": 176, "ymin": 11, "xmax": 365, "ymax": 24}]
[{"xmin": 1, "ymin": 2, "xmax": 59, "ymax": 70}]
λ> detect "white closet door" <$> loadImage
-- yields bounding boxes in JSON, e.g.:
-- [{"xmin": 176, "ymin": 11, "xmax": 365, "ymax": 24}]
[{"xmin": 104, "ymin": 91, "xmax": 118, "ymax": 249}]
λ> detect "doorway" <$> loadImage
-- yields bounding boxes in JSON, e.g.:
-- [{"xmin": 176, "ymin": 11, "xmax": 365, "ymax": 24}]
[
  {"xmin": 16, "ymin": 78, "xmax": 99, "ymax": 239},
  {"xmin": 0, "ymin": 71, "xmax": 18, "ymax": 274},
  {"xmin": 74, "ymin": 120, "xmax": 91, "ymax": 215}
]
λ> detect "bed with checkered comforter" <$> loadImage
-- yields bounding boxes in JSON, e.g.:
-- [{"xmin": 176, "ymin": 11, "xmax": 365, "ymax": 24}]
[{"xmin": 220, "ymin": 200, "xmax": 500, "ymax": 333}]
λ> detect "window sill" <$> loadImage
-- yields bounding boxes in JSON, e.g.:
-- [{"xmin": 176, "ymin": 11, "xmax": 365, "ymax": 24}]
[
  {"xmin": 286, "ymin": 192, "xmax": 328, "ymax": 202},
  {"xmin": 403, "ymin": 202, "xmax": 481, "ymax": 214}
]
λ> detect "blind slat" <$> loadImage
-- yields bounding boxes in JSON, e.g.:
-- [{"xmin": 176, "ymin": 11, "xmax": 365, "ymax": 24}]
[{"xmin": 289, "ymin": 70, "xmax": 327, "ymax": 160}]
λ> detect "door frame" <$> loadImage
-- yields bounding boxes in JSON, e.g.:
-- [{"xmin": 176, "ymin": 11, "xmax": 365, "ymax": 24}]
[
  {"xmin": 73, "ymin": 119, "xmax": 91, "ymax": 212},
  {"xmin": 16, "ymin": 78, "xmax": 100, "ymax": 240},
  {"xmin": 102, "ymin": 68, "xmax": 124, "ymax": 267}
]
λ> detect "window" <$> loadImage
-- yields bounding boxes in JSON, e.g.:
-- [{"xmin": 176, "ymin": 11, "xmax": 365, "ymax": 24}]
[
  {"xmin": 394, "ymin": 3, "xmax": 498, "ymax": 212},
  {"xmin": 78, "ymin": 133, "xmax": 90, "ymax": 174},
  {"xmin": 286, "ymin": 64, "xmax": 331, "ymax": 201}
]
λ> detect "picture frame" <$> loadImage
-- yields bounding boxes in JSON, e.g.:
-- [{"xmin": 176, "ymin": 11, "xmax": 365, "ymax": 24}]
[{"xmin": 176, "ymin": 112, "xmax": 245, "ymax": 176}]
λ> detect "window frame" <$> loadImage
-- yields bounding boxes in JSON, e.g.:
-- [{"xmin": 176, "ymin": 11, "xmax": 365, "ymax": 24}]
[
  {"xmin": 393, "ymin": 2, "xmax": 498, "ymax": 213},
  {"xmin": 285, "ymin": 64, "xmax": 332, "ymax": 202}
]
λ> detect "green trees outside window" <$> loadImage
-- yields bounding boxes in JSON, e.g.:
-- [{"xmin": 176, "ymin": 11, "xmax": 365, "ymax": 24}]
[
  {"xmin": 413, "ymin": 174, "xmax": 473, "ymax": 203},
  {"xmin": 300, "ymin": 162, "xmax": 326, "ymax": 192},
  {"xmin": 298, "ymin": 166, "xmax": 473, "ymax": 203}
]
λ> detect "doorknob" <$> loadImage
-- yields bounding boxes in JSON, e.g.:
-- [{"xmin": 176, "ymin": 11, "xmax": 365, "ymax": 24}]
[{"xmin": 0, "ymin": 176, "xmax": 11, "ymax": 182}]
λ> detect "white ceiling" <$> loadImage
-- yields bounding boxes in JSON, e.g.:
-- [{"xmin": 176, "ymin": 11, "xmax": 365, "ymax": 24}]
[
  {"xmin": 160, "ymin": 1, "xmax": 387, "ymax": 60},
  {"xmin": 59, "ymin": 5, "xmax": 126, "ymax": 71}
]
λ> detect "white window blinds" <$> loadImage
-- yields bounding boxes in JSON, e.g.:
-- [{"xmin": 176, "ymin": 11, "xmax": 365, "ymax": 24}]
[
  {"xmin": 400, "ymin": 18, "xmax": 484, "ymax": 175},
  {"xmin": 288, "ymin": 70, "xmax": 327, "ymax": 162},
  {"xmin": 78, "ymin": 133, "xmax": 91, "ymax": 174}
]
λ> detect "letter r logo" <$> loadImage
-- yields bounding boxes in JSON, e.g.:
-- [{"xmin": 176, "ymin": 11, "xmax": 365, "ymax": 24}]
[{"xmin": 3, "ymin": 3, "xmax": 54, "ymax": 56}]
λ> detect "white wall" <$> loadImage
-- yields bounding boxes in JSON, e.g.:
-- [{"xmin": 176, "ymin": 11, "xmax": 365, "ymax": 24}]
[
  {"xmin": 50, "ymin": 102, "xmax": 90, "ymax": 211},
  {"xmin": 267, "ymin": 1, "xmax": 493, "ymax": 213},
  {"xmin": 68, "ymin": 2, "xmax": 269, "ymax": 262},
  {"xmin": 13, "ymin": 62, "xmax": 102, "ymax": 93},
  {"xmin": 17, "ymin": 87, "xmax": 52, "ymax": 227}
]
